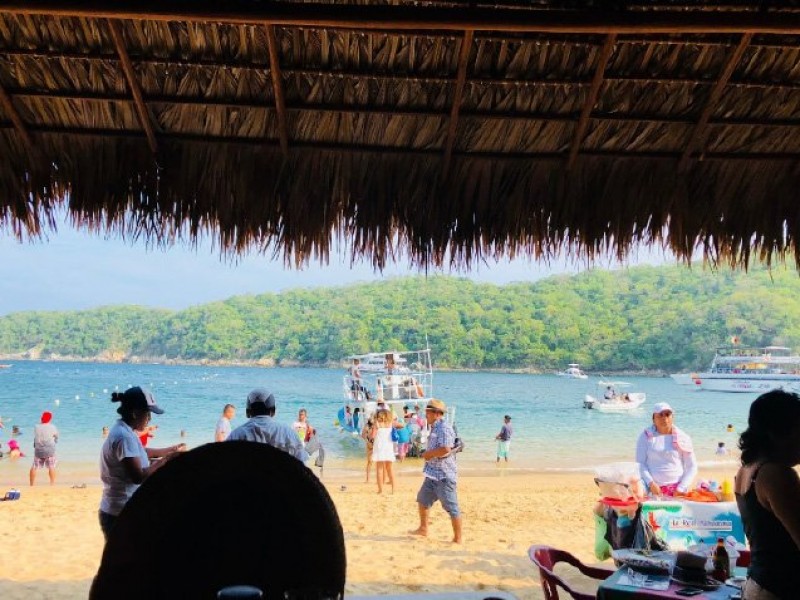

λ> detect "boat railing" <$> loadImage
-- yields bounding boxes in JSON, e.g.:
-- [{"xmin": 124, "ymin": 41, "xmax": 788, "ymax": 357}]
[{"xmin": 342, "ymin": 369, "xmax": 434, "ymax": 404}]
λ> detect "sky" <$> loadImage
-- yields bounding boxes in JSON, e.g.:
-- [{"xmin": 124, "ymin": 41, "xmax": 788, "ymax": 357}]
[{"xmin": 0, "ymin": 221, "xmax": 672, "ymax": 316}]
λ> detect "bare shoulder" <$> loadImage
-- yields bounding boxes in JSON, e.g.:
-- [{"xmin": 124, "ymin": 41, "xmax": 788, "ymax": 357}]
[
  {"xmin": 758, "ymin": 462, "xmax": 800, "ymax": 484},
  {"xmin": 755, "ymin": 463, "xmax": 800, "ymax": 503}
]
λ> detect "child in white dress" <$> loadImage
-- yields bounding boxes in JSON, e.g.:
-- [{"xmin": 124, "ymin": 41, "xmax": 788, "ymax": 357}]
[{"xmin": 371, "ymin": 409, "xmax": 395, "ymax": 494}]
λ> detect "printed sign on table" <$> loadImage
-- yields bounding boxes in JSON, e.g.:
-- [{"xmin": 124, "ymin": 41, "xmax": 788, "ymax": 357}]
[{"xmin": 641, "ymin": 500, "xmax": 745, "ymax": 549}]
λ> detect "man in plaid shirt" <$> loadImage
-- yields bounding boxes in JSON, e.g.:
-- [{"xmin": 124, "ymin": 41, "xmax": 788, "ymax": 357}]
[{"xmin": 410, "ymin": 399, "xmax": 462, "ymax": 543}]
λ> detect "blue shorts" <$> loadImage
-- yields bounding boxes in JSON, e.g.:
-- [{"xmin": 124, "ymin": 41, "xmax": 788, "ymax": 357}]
[{"xmin": 417, "ymin": 477, "xmax": 460, "ymax": 518}]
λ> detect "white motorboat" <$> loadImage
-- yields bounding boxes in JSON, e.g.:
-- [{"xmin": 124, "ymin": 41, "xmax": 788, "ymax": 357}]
[
  {"xmin": 584, "ymin": 381, "xmax": 646, "ymax": 412},
  {"xmin": 557, "ymin": 363, "xmax": 588, "ymax": 379},
  {"xmin": 670, "ymin": 345, "xmax": 800, "ymax": 393},
  {"xmin": 337, "ymin": 348, "xmax": 456, "ymax": 454}
]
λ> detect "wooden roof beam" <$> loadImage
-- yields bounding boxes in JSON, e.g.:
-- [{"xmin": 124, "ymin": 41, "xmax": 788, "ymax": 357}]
[
  {"xmin": 442, "ymin": 30, "xmax": 473, "ymax": 180},
  {"xmin": 107, "ymin": 19, "xmax": 158, "ymax": 155},
  {"xmin": 0, "ymin": 83, "xmax": 33, "ymax": 148},
  {"xmin": 4, "ymin": 119, "xmax": 800, "ymax": 163},
  {"xmin": 12, "ymin": 86, "xmax": 800, "ymax": 129},
  {"xmin": 3, "ymin": 2, "xmax": 800, "ymax": 35},
  {"xmin": 679, "ymin": 33, "xmax": 752, "ymax": 171},
  {"xmin": 567, "ymin": 33, "xmax": 616, "ymax": 170},
  {"xmin": 7, "ymin": 47, "xmax": 800, "ymax": 92},
  {"xmin": 265, "ymin": 25, "xmax": 290, "ymax": 158}
]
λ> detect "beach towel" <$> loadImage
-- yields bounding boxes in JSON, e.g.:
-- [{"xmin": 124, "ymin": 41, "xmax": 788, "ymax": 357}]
[{"xmin": 644, "ymin": 425, "xmax": 693, "ymax": 454}]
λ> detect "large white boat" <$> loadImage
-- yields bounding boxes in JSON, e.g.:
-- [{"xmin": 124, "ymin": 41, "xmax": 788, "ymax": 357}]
[
  {"xmin": 557, "ymin": 363, "xmax": 589, "ymax": 379},
  {"xmin": 336, "ymin": 348, "xmax": 456, "ymax": 453},
  {"xmin": 584, "ymin": 381, "xmax": 646, "ymax": 412},
  {"xmin": 671, "ymin": 346, "xmax": 800, "ymax": 393}
]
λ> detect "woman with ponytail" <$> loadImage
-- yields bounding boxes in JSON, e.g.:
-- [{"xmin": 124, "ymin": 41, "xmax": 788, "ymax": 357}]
[
  {"xmin": 735, "ymin": 390, "xmax": 800, "ymax": 599},
  {"xmin": 98, "ymin": 387, "xmax": 184, "ymax": 540}
]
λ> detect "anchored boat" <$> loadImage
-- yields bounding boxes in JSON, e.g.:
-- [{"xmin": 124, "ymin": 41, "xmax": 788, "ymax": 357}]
[
  {"xmin": 557, "ymin": 363, "xmax": 589, "ymax": 379},
  {"xmin": 671, "ymin": 346, "xmax": 800, "ymax": 393},
  {"xmin": 336, "ymin": 348, "xmax": 455, "ymax": 453}
]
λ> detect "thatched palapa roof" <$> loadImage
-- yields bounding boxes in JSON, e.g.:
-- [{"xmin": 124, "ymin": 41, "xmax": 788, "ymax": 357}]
[{"xmin": 2, "ymin": 1, "xmax": 800, "ymax": 267}]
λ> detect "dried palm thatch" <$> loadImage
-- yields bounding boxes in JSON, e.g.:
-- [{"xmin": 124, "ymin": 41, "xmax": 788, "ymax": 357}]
[{"xmin": 2, "ymin": 1, "xmax": 800, "ymax": 268}]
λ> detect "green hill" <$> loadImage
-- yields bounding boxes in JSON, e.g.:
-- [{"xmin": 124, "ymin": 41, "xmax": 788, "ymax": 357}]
[{"xmin": 2, "ymin": 265, "xmax": 800, "ymax": 371}]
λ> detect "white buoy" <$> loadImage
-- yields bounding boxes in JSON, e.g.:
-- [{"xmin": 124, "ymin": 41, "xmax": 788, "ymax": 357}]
[
  {"xmin": 103, "ymin": 388, "xmax": 108, "ymax": 394},
  {"xmin": 54, "ymin": 399, "xmax": 60, "ymax": 406},
  {"xmin": 75, "ymin": 395, "xmax": 80, "ymax": 400}
]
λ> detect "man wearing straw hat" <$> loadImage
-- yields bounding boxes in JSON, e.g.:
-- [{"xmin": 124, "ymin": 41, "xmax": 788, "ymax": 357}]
[{"xmin": 410, "ymin": 399, "xmax": 462, "ymax": 544}]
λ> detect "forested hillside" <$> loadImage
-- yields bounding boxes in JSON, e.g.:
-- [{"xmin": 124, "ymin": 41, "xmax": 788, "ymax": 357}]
[{"xmin": 2, "ymin": 265, "xmax": 800, "ymax": 371}]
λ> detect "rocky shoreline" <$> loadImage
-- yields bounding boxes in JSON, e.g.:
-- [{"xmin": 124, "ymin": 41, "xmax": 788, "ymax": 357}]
[{"xmin": 0, "ymin": 352, "xmax": 671, "ymax": 376}]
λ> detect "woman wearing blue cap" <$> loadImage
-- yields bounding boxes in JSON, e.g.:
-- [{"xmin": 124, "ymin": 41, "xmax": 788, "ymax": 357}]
[
  {"xmin": 636, "ymin": 402, "xmax": 697, "ymax": 497},
  {"xmin": 98, "ymin": 387, "xmax": 185, "ymax": 540}
]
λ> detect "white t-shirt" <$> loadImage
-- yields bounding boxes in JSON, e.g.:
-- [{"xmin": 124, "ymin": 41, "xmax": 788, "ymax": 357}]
[
  {"xmin": 215, "ymin": 416, "xmax": 231, "ymax": 441},
  {"xmin": 100, "ymin": 419, "xmax": 149, "ymax": 516}
]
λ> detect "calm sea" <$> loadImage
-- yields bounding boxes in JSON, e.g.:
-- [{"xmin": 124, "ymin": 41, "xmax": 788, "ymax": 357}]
[{"xmin": 0, "ymin": 361, "xmax": 746, "ymax": 482}]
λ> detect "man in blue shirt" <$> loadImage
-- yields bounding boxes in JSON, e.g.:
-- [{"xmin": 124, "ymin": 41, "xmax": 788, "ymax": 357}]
[{"xmin": 410, "ymin": 399, "xmax": 462, "ymax": 544}]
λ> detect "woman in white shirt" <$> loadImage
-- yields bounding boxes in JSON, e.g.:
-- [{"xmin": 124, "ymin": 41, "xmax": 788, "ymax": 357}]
[
  {"xmin": 636, "ymin": 402, "xmax": 698, "ymax": 497},
  {"xmin": 99, "ymin": 387, "xmax": 184, "ymax": 540}
]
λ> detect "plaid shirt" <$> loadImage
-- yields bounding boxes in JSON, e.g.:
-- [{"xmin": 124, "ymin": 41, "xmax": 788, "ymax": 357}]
[{"xmin": 423, "ymin": 418, "xmax": 458, "ymax": 481}]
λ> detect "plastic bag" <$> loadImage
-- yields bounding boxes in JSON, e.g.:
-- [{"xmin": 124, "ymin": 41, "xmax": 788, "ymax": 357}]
[{"xmin": 594, "ymin": 462, "xmax": 642, "ymax": 500}]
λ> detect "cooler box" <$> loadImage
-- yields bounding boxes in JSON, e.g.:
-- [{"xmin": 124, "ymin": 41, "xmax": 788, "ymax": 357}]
[{"xmin": 641, "ymin": 500, "xmax": 745, "ymax": 549}]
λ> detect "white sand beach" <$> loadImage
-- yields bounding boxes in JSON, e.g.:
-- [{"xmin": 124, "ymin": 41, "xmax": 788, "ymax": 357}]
[
  {"xmin": 0, "ymin": 469, "xmax": 597, "ymax": 599},
  {"xmin": 0, "ymin": 467, "xmax": 733, "ymax": 599}
]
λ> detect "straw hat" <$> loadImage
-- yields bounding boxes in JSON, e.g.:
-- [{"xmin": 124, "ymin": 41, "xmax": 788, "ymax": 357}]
[{"xmin": 425, "ymin": 399, "xmax": 446, "ymax": 414}]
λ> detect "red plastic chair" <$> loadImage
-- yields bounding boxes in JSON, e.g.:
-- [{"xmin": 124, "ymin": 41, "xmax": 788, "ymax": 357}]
[{"xmin": 528, "ymin": 545, "xmax": 614, "ymax": 600}]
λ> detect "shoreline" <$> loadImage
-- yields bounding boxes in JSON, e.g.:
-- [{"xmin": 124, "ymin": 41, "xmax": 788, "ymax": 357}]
[{"xmin": 0, "ymin": 356, "xmax": 672, "ymax": 377}]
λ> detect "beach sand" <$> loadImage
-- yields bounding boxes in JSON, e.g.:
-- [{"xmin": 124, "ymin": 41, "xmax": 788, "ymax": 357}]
[{"xmin": 0, "ymin": 466, "xmax": 733, "ymax": 599}]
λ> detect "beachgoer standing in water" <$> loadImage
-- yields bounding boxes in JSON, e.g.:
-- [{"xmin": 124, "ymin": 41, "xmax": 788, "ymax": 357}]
[
  {"xmin": 411, "ymin": 399, "xmax": 462, "ymax": 544},
  {"xmin": 495, "ymin": 415, "xmax": 513, "ymax": 463},
  {"xmin": 30, "ymin": 411, "xmax": 58, "ymax": 486},
  {"xmin": 215, "ymin": 404, "xmax": 236, "ymax": 441}
]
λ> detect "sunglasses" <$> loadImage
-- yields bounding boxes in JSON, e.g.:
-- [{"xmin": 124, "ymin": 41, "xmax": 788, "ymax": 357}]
[{"xmin": 657, "ymin": 411, "xmax": 673, "ymax": 417}]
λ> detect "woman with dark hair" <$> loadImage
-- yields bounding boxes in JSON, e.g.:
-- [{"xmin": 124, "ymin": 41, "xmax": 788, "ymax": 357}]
[
  {"xmin": 735, "ymin": 390, "xmax": 800, "ymax": 599},
  {"xmin": 98, "ymin": 387, "xmax": 184, "ymax": 540}
]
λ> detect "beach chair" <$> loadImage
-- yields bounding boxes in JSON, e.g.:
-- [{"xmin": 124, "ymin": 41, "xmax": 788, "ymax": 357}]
[
  {"xmin": 90, "ymin": 442, "xmax": 345, "ymax": 600},
  {"xmin": 528, "ymin": 545, "xmax": 614, "ymax": 600}
]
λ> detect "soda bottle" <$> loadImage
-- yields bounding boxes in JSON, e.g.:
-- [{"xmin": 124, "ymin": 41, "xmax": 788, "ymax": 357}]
[{"xmin": 712, "ymin": 538, "xmax": 730, "ymax": 581}]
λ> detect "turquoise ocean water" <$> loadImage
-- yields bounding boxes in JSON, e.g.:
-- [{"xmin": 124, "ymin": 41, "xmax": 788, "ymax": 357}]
[{"xmin": 0, "ymin": 361, "xmax": 746, "ymax": 482}]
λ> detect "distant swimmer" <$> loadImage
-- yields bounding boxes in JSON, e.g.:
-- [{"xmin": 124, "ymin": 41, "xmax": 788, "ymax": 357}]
[
  {"xmin": 726, "ymin": 423, "xmax": 735, "ymax": 432},
  {"xmin": 102, "ymin": 426, "xmax": 109, "ymax": 439},
  {"xmin": 7, "ymin": 439, "xmax": 24, "ymax": 458},
  {"xmin": 716, "ymin": 441, "xmax": 729, "ymax": 456}
]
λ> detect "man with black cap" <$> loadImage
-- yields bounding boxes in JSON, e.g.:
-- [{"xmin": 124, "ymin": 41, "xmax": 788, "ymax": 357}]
[{"xmin": 227, "ymin": 389, "xmax": 309, "ymax": 462}]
